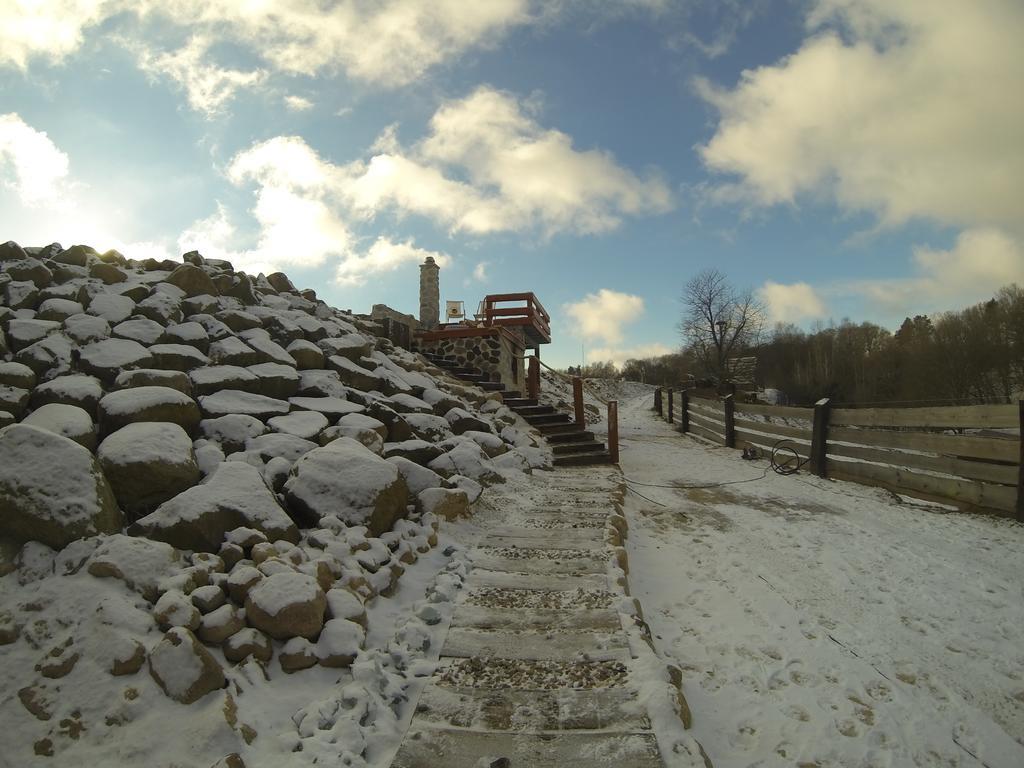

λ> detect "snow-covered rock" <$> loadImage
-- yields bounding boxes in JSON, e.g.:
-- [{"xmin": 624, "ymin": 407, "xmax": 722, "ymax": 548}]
[
  {"xmin": 223, "ymin": 627, "xmax": 272, "ymax": 663},
  {"xmin": 148, "ymin": 627, "xmax": 225, "ymax": 704},
  {"xmin": 199, "ymin": 390, "xmax": 290, "ymax": 420},
  {"xmin": 0, "ymin": 424, "xmax": 122, "ymax": 548},
  {"xmin": 98, "ymin": 385, "xmax": 201, "ymax": 435},
  {"xmin": 115, "ymin": 368, "xmax": 193, "ymax": 394},
  {"xmin": 199, "ymin": 413, "xmax": 267, "ymax": 453},
  {"xmin": 21, "ymin": 403, "xmax": 96, "ymax": 451},
  {"xmin": 283, "ymin": 437, "xmax": 408, "ymax": 535},
  {"xmin": 78, "ymin": 338, "xmax": 153, "ymax": 381},
  {"xmin": 386, "ymin": 456, "xmax": 446, "ymax": 495},
  {"xmin": 197, "ymin": 603, "xmax": 245, "ymax": 645},
  {"xmin": 245, "ymin": 572, "xmax": 326, "ymax": 640},
  {"xmin": 315, "ymin": 618, "xmax": 364, "ymax": 667},
  {"xmin": 86, "ymin": 534, "xmax": 181, "ymax": 601},
  {"xmin": 404, "ymin": 412, "xmax": 454, "ymax": 442},
  {"xmin": 131, "ymin": 461, "xmax": 299, "ymax": 552},
  {"xmin": 416, "ymin": 488, "xmax": 471, "ymax": 521},
  {"xmin": 267, "ymin": 410, "xmax": 328, "ymax": 440},
  {"xmin": 98, "ymin": 422, "xmax": 201, "ymax": 517},
  {"xmin": 30, "ymin": 373, "xmax": 103, "ymax": 414},
  {"xmin": 383, "ymin": 439, "xmax": 445, "ymax": 465},
  {"xmin": 444, "ymin": 407, "xmax": 493, "ymax": 435}
]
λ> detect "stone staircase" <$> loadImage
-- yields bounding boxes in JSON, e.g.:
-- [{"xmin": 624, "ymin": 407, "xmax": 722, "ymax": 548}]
[
  {"xmin": 391, "ymin": 468, "xmax": 664, "ymax": 767},
  {"xmin": 421, "ymin": 353, "xmax": 613, "ymax": 467}
]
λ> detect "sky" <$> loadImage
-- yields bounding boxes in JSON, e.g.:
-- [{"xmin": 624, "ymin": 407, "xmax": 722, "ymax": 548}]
[{"xmin": 2, "ymin": 0, "xmax": 1022, "ymax": 368}]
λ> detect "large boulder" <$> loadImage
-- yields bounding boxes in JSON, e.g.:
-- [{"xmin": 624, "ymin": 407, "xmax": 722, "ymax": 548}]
[
  {"xmin": 98, "ymin": 386, "xmax": 201, "ymax": 435},
  {"xmin": 21, "ymin": 403, "xmax": 96, "ymax": 451},
  {"xmin": 131, "ymin": 461, "xmax": 299, "ymax": 552},
  {"xmin": 165, "ymin": 264, "xmax": 218, "ymax": 297},
  {"xmin": 283, "ymin": 437, "xmax": 407, "ymax": 535},
  {"xmin": 198, "ymin": 390, "xmax": 290, "ymax": 420},
  {"xmin": 148, "ymin": 627, "xmax": 225, "ymax": 704},
  {"xmin": 79, "ymin": 338, "xmax": 153, "ymax": 382},
  {"xmin": 98, "ymin": 422, "xmax": 201, "ymax": 518},
  {"xmin": 244, "ymin": 572, "xmax": 326, "ymax": 640},
  {"xmin": 30, "ymin": 373, "xmax": 104, "ymax": 414},
  {"xmin": 87, "ymin": 534, "xmax": 182, "ymax": 601},
  {"xmin": 0, "ymin": 424, "xmax": 122, "ymax": 548}
]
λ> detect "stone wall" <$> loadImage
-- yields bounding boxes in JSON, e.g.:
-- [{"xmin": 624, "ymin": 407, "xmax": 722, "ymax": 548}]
[{"xmin": 419, "ymin": 329, "xmax": 524, "ymax": 391}]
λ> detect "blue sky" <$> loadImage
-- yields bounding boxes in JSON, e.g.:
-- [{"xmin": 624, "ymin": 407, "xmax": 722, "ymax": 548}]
[{"xmin": 2, "ymin": 0, "xmax": 1022, "ymax": 367}]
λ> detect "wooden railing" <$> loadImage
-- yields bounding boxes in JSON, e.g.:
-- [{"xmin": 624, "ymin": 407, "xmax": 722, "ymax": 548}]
[
  {"xmin": 482, "ymin": 293, "xmax": 551, "ymax": 344},
  {"xmin": 655, "ymin": 389, "xmax": 1023, "ymax": 518}
]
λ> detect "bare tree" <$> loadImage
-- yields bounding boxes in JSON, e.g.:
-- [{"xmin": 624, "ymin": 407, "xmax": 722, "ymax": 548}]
[{"xmin": 680, "ymin": 269, "xmax": 766, "ymax": 382}]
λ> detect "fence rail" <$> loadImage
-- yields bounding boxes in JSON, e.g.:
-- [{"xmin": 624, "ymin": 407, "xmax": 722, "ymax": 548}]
[{"xmin": 654, "ymin": 389, "xmax": 1023, "ymax": 519}]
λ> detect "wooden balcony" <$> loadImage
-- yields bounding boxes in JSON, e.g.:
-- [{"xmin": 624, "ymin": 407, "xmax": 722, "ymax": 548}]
[{"xmin": 481, "ymin": 293, "xmax": 551, "ymax": 346}]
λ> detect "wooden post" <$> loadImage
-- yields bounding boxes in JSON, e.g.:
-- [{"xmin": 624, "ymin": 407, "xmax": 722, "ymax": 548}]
[
  {"xmin": 573, "ymin": 377, "xmax": 585, "ymax": 426},
  {"xmin": 810, "ymin": 397, "xmax": 832, "ymax": 478},
  {"xmin": 679, "ymin": 389, "xmax": 689, "ymax": 433},
  {"xmin": 654, "ymin": 388, "xmax": 662, "ymax": 415},
  {"xmin": 1017, "ymin": 400, "xmax": 1023, "ymax": 521},
  {"xmin": 723, "ymin": 394, "xmax": 735, "ymax": 448},
  {"xmin": 667, "ymin": 389, "xmax": 674, "ymax": 424},
  {"xmin": 608, "ymin": 400, "xmax": 619, "ymax": 463},
  {"xmin": 527, "ymin": 356, "xmax": 540, "ymax": 400}
]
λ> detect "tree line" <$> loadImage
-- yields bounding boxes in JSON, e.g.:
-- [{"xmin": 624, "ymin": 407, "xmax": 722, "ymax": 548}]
[{"xmin": 575, "ymin": 273, "xmax": 1024, "ymax": 407}]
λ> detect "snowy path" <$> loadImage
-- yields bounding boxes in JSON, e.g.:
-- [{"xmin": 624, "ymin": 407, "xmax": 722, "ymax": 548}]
[
  {"xmin": 606, "ymin": 394, "xmax": 1024, "ymax": 768},
  {"xmin": 392, "ymin": 465, "xmax": 668, "ymax": 767}
]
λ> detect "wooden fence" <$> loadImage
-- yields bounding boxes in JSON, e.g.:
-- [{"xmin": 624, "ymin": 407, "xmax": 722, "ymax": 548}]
[{"xmin": 655, "ymin": 390, "xmax": 1023, "ymax": 519}]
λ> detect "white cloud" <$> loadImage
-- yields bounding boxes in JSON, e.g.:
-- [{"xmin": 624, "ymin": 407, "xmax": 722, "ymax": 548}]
[
  {"xmin": 135, "ymin": 36, "xmax": 267, "ymax": 117},
  {"xmin": 563, "ymin": 289, "xmax": 646, "ymax": 345},
  {"xmin": 335, "ymin": 237, "xmax": 450, "ymax": 286},
  {"xmin": 758, "ymin": 281, "xmax": 828, "ymax": 323},
  {"xmin": 284, "ymin": 95, "xmax": 314, "ymax": 112},
  {"xmin": 697, "ymin": 0, "xmax": 1024, "ymax": 234},
  {"xmin": 850, "ymin": 228, "xmax": 1024, "ymax": 313},
  {"xmin": 473, "ymin": 262, "xmax": 489, "ymax": 281},
  {"xmin": 0, "ymin": 0, "xmax": 111, "ymax": 70},
  {"xmin": 587, "ymin": 342, "xmax": 674, "ymax": 368},
  {"xmin": 346, "ymin": 86, "xmax": 673, "ymax": 236},
  {"xmin": 2, "ymin": 0, "xmax": 537, "ymax": 88},
  {"xmin": 0, "ymin": 113, "xmax": 70, "ymax": 204}
]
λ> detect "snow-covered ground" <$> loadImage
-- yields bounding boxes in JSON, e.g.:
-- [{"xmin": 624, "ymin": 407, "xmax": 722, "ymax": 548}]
[{"xmin": 601, "ymin": 393, "xmax": 1024, "ymax": 768}]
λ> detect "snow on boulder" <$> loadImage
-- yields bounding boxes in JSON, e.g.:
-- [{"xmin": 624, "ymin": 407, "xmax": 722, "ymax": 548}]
[
  {"xmin": 223, "ymin": 627, "xmax": 272, "ymax": 663},
  {"xmin": 246, "ymin": 433, "xmax": 318, "ymax": 464},
  {"xmin": 30, "ymin": 373, "xmax": 103, "ymax": 414},
  {"xmin": 383, "ymin": 439, "xmax": 445, "ymax": 466},
  {"xmin": 417, "ymin": 488, "xmax": 471, "ymax": 521},
  {"xmin": 79, "ymin": 338, "xmax": 153, "ymax": 382},
  {"xmin": 462, "ymin": 429, "xmax": 508, "ymax": 458},
  {"xmin": 115, "ymin": 368, "xmax": 193, "ymax": 394},
  {"xmin": 315, "ymin": 618, "xmax": 364, "ymax": 667},
  {"xmin": 328, "ymin": 355, "xmax": 384, "ymax": 392},
  {"xmin": 286, "ymin": 339, "xmax": 323, "ymax": 370},
  {"xmin": 99, "ymin": 385, "xmax": 201, "ymax": 435},
  {"xmin": 246, "ymin": 362, "xmax": 300, "ymax": 400},
  {"xmin": 325, "ymin": 587, "xmax": 366, "ymax": 627},
  {"xmin": 22, "ymin": 403, "xmax": 96, "ymax": 451},
  {"xmin": 148, "ymin": 627, "xmax": 225, "ymax": 704},
  {"xmin": 63, "ymin": 313, "xmax": 110, "ymax": 345},
  {"xmin": 86, "ymin": 293, "xmax": 135, "ymax": 323},
  {"xmin": 190, "ymin": 365, "xmax": 261, "ymax": 396},
  {"xmin": 200, "ymin": 414, "xmax": 266, "ymax": 453},
  {"xmin": 197, "ymin": 603, "xmax": 245, "ymax": 645},
  {"xmin": 244, "ymin": 571, "xmax": 326, "ymax": 640},
  {"xmin": 132, "ymin": 461, "xmax": 299, "ymax": 552},
  {"xmin": 404, "ymin": 413, "xmax": 454, "ymax": 442},
  {"xmin": 267, "ymin": 410, "xmax": 328, "ymax": 441},
  {"xmin": 98, "ymin": 422, "xmax": 201, "ymax": 517},
  {"xmin": 86, "ymin": 533, "xmax": 182, "ymax": 601},
  {"xmin": 288, "ymin": 395, "xmax": 363, "ymax": 418},
  {"xmin": 112, "ymin": 317, "xmax": 165, "ymax": 345},
  {"xmin": 428, "ymin": 440, "xmax": 504, "ymax": 484},
  {"xmin": 283, "ymin": 437, "xmax": 408, "ymax": 535},
  {"xmin": 337, "ymin": 412, "xmax": 387, "ymax": 440},
  {"xmin": 148, "ymin": 343, "xmax": 209, "ymax": 372},
  {"xmin": 0, "ymin": 361, "xmax": 35, "ymax": 389},
  {"xmin": 0, "ymin": 384, "xmax": 30, "ymax": 417},
  {"xmin": 319, "ymin": 424, "xmax": 383, "ymax": 454},
  {"xmin": 199, "ymin": 390, "xmax": 290, "ymax": 420},
  {"xmin": 386, "ymin": 456, "xmax": 445, "ymax": 496},
  {"xmin": 444, "ymin": 407, "xmax": 493, "ymax": 435},
  {"xmin": 0, "ymin": 424, "xmax": 122, "ymax": 548}
]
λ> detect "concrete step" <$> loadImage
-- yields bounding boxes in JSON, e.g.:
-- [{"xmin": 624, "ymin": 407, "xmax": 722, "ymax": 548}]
[
  {"xmin": 552, "ymin": 441, "xmax": 606, "ymax": 455},
  {"xmin": 514, "ymin": 404, "xmax": 557, "ymax": 417},
  {"xmin": 452, "ymin": 605, "xmax": 622, "ymax": 632},
  {"xmin": 526, "ymin": 413, "xmax": 573, "ymax": 426},
  {"xmin": 553, "ymin": 451, "xmax": 614, "ymax": 467},
  {"xmin": 504, "ymin": 397, "xmax": 538, "ymax": 408},
  {"xmin": 472, "ymin": 552, "xmax": 607, "ymax": 575},
  {"xmin": 486, "ymin": 526, "xmax": 604, "ymax": 543},
  {"xmin": 468, "ymin": 569, "xmax": 607, "ymax": 590},
  {"xmin": 479, "ymin": 381, "xmax": 505, "ymax": 391},
  {"xmin": 500, "ymin": 391, "xmax": 523, "ymax": 400},
  {"xmin": 441, "ymin": 627, "xmax": 630, "ymax": 662},
  {"xmin": 545, "ymin": 429, "xmax": 596, "ymax": 444},
  {"xmin": 412, "ymin": 683, "xmax": 648, "ymax": 731},
  {"xmin": 392, "ymin": 725, "xmax": 663, "ymax": 768},
  {"xmin": 538, "ymin": 422, "xmax": 589, "ymax": 436}
]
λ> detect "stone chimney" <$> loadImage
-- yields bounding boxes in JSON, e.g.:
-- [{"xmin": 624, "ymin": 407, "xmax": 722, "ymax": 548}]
[{"xmin": 419, "ymin": 256, "xmax": 440, "ymax": 329}]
